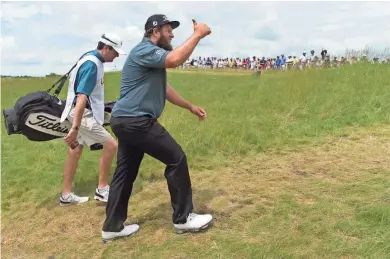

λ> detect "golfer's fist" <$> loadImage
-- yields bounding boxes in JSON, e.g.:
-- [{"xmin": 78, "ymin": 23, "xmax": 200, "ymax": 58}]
[{"xmin": 192, "ymin": 19, "xmax": 211, "ymax": 39}]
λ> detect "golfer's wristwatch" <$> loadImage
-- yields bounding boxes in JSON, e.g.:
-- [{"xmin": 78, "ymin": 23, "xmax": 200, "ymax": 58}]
[{"xmin": 72, "ymin": 125, "xmax": 79, "ymax": 131}]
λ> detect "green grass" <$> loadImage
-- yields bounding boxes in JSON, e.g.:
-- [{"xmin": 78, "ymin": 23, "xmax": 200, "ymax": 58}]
[{"xmin": 2, "ymin": 64, "xmax": 390, "ymax": 258}]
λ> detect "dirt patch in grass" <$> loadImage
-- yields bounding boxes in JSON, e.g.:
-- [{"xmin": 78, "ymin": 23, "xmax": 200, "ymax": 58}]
[{"xmin": 2, "ymin": 126, "xmax": 390, "ymax": 258}]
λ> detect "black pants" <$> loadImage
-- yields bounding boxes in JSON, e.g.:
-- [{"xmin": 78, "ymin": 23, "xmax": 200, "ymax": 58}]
[{"xmin": 102, "ymin": 116, "xmax": 193, "ymax": 232}]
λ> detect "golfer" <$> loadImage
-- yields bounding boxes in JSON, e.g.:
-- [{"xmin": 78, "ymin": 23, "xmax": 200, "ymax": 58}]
[{"xmin": 101, "ymin": 14, "xmax": 212, "ymax": 241}]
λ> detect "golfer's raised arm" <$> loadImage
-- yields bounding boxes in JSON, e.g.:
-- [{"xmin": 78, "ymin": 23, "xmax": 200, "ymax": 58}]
[{"xmin": 165, "ymin": 19, "xmax": 211, "ymax": 68}]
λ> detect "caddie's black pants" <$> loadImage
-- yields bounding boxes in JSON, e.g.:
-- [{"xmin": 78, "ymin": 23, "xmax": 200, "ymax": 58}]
[{"xmin": 102, "ymin": 116, "xmax": 193, "ymax": 232}]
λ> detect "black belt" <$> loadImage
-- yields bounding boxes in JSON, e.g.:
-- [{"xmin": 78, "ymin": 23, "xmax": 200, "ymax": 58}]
[{"xmin": 112, "ymin": 114, "xmax": 156, "ymax": 121}]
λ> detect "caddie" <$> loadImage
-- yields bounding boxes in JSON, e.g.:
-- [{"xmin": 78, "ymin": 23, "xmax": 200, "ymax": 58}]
[{"xmin": 59, "ymin": 33, "xmax": 125, "ymax": 206}]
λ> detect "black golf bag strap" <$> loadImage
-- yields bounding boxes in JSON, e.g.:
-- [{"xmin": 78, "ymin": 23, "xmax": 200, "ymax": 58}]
[
  {"xmin": 46, "ymin": 63, "xmax": 77, "ymax": 96},
  {"xmin": 46, "ymin": 51, "xmax": 92, "ymax": 97}
]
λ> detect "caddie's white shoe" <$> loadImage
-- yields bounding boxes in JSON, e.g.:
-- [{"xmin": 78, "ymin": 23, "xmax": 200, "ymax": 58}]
[
  {"xmin": 102, "ymin": 224, "xmax": 140, "ymax": 243},
  {"xmin": 60, "ymin": 193, "xmax": 89, "ymax": 207},
  {"xmin": 173, "ymin": 213, "xmax": 213, "ymax": 234},
  {"xmin": 94, "ymin": 186, "xmax": 109, "ymax": 202}
]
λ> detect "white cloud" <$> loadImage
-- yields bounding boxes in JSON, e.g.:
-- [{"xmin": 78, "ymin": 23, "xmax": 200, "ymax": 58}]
[
  {"xmin": 324, "ymin": 1, "xmax": 390, "ymax": 22},
  {"xmin": 344, "ymin": 22, "xmax": 356, "ymax": 28},
  {"xmin": 1, "ymin": 1, "xmax": 390, "ymax": 76},
  {"xmin": 319, "ymin": 25, "xmax": 339, "ymax": 32},
  {"xmin": 360, "ymin": 2, "xmax": 390, "ymax": 18},
  {"xmin": 0, "ymin": 36, "xmax": 16, "ymax": 49},
  {"xmin": 16, "ymin": 52, "xmax": 38, "ymax": 61},
  {"xmin": 1, "ymin": 3, "xmax": 52, "ymax": 23}
]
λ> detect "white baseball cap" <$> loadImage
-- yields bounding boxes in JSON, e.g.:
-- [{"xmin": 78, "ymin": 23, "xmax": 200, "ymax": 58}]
[{"xmin": 100, "ymin": 33, "xmax": 126, "ymax": 55}]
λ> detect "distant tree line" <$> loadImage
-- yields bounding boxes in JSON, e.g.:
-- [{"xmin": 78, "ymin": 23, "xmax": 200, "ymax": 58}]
[{"xmin": 1, "ymin": 73, "xmax": 61, "ymax": 78}]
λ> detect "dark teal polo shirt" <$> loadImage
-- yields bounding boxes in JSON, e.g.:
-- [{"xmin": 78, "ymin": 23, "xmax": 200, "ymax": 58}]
[{"xmin": 112, "ymin": 37, "xmax": 169, "ymax": 118}]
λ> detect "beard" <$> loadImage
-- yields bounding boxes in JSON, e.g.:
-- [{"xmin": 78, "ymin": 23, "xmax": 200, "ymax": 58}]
[{"xmin": 157, "ymin": 35, "xmax": 173, "ymax": 51}]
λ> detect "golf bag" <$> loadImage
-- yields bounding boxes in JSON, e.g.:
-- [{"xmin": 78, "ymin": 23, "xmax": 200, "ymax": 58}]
[{"xmin": 2, "ymin": 59, "xmax": 116, "ymax": 150}]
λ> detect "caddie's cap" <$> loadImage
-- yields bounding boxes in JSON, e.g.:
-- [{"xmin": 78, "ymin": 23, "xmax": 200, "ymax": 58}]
[{"xmin": 100, "ymin": 33, "xmax": 126, "ymax": 55}]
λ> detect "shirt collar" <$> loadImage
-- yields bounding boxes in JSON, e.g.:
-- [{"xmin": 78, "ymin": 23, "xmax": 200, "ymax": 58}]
[
  {"xmin": 92, "ymin": 49, "xmax": 105, "ymax": 63},
  {"xmin": 142, "ymin": 37, "xmax": 155, "ymax": 45}
]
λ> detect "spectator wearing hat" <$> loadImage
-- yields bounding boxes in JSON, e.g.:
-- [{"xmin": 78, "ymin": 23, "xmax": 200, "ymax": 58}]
[
  {"xmin": 280, "ymin": 54, "xmax": 287, "ymax": 70},
  {"xmin": 299, "ymin": 51, "xmax": 307, "ymax": 70},
  {"xmin": 275, "ymin": 56, "xmax": 281, "ymax": 70},
  {"xmin": 287, "ymin": 55, "xmax": 294, "ymax": 69}
]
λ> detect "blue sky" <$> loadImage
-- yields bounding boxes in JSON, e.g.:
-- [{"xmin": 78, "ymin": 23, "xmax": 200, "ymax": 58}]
[{"xmin": 1, "ymin": 1, "xmax": 390, "ymax": 76}]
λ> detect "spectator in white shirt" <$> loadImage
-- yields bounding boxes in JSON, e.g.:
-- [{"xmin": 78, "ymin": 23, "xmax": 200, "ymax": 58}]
[{"xmin": 299, "ymin": 51, "xmax": 307, "ymax": 70}]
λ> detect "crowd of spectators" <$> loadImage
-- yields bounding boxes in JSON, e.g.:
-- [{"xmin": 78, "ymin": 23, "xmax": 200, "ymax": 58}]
[{"xmin": 180, "ymin": 49, "xmax": 389, "ymax": 71}]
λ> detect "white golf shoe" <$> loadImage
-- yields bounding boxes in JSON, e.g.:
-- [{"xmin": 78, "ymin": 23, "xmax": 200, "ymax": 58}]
[
  {"xmin": 173, "ymin": 213, "xmax": 213, "ymax": 234},
  {"xmin": 94, "ymin": 186, "xmax": 109, "ymax": 202},
  {"xmin": 60, "ymin": 193, "xmax": 89, "ymax": 207},
  {"xmin": 102, "ymin": 224, "xmax": 140, "ymax": 243}
]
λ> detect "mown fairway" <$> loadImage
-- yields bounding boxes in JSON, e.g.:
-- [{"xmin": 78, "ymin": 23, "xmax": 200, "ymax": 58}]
[{"xmin": 2, "ymin": 64, "xmax": 390, "ymax": 258}]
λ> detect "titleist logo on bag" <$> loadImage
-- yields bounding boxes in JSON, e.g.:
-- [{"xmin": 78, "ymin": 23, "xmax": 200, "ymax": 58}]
[{"xmin": 26, "ymin": 112, "xmax": 70, "ymax": 137}]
